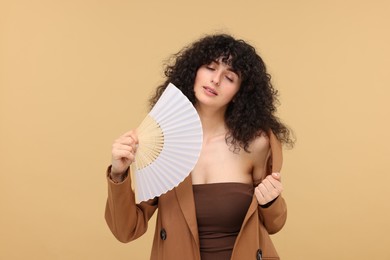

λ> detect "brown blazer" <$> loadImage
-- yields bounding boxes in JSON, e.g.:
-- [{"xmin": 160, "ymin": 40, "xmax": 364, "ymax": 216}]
[{"xmin": 105, "ymin": 132, "xmax": 287, "ymax": 260}]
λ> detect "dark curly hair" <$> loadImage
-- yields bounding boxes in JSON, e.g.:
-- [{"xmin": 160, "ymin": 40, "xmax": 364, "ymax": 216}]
[{"xmin": 149, "ymin": 34, "xmax": 294, "ymax": 151}]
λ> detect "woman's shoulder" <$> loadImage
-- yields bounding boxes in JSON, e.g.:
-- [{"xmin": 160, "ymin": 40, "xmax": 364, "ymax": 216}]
[
  {"xmin": 249, "ymin": 131, "xmax": 270, "ymax": 155},
  {"xmin": 247, "ymin": 131, "xmax": 271, "ymax": 181}
]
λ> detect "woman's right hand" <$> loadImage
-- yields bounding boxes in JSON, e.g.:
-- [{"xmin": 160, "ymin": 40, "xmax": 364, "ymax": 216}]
[{"xmin": 111, "ymin": 130, "xmax": 139, "ymax": 180}]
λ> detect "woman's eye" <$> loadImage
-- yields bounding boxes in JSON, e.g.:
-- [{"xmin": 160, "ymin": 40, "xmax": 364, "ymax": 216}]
[
  {"xmin": 206, "ymin": 66, "xmax": 215, "ymax": 71},
  {"xmin": 225, "ymin": 76, "xmax": 234, "ymax": 82}
]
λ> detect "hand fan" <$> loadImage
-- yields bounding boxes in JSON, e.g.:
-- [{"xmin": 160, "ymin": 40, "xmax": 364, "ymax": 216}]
[{"xmin": 133, "ymin": 83, "xmax": 203, "ymax": 203}]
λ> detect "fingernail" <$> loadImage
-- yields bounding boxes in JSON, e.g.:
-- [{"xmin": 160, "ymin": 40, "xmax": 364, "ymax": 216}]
[{"xmin": 272, "ymin": 172, "xmax": 279, "ymax": 178}]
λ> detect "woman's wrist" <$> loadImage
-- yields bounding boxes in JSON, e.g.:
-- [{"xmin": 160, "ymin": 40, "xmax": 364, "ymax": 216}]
[
  {"xmin": 109, "ymin": 167, "xmax": 128, "ymax": 183},
  {"xmin": 110, "ymin": 173, "xmax": 124, "ymax": 183}
]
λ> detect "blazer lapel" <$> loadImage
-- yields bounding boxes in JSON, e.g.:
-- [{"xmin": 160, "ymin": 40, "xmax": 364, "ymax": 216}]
[
  {"xmin": 174, "ymin": 175, "xmax": 199, "ymax": 247},
  {"xmin": 240, "ymin": 195, "xmax": 258, "ymax": 228}
]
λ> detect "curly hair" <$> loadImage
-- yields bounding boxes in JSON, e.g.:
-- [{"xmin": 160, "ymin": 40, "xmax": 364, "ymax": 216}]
[{"xmin": 149, "ymin": 34, "xmax": 294, "ymax": 151}]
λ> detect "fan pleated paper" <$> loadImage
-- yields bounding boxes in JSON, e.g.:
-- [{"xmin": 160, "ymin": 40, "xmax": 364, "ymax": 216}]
[{"xmin": 133, "ymin": 83, "xmax": 203, "ymax": 203}]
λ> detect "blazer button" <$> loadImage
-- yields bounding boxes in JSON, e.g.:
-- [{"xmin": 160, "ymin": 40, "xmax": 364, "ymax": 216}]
[
  {"xmin": 256, "ymin": 249, "xmax": 262, "ymax": 260},
  {"xmin": 160, "ymin": 229, "xmax": 167, "ymax": 240}
]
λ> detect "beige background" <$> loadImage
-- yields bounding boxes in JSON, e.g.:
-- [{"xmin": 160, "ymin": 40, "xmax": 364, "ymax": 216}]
[{"xmin": 1, "ymin": 0, "xmax": 389, "ymax": 259}]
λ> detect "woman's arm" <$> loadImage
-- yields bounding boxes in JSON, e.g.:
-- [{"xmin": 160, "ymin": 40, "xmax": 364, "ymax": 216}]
[
  {"xmin": 105, "ymin": 130, "xmax": 158, "ymax": 242},
  {"xmin": 258, "ymin": 194, "xmax": 287, "ymax": 234},
  {"xmin": 105, "ymin": 166, "xmax": 158, "ymax": 242},
  {"xmin": 251, "ymin": 131, "xmax": 287, "ymax": 234}
]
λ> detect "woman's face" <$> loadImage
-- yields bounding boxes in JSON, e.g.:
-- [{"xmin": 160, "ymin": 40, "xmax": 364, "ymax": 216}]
[{"xmin": 193, "ymin": 58, "xmax": 241, "ymax": 110}]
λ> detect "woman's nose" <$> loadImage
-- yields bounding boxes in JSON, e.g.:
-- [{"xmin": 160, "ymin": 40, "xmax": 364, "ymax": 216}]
[{"xmin": 211, "ymin": 72, "xmax": 221, "ymax": 86}]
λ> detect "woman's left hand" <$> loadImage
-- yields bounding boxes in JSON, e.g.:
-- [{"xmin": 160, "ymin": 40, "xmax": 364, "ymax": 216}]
[{"xmin": 254, "ymin": 172, "xmax": 283, "ymax": 206}]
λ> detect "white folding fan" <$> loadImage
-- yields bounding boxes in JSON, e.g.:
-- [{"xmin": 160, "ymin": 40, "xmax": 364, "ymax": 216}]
[{"xmin": 133, "ymin": 83, "xmax": 203, "ymax": 203}]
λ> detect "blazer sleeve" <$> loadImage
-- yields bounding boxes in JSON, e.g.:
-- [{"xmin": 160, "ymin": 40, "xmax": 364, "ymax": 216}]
[
  {"xmin": 105, "ymin": 166, "xmax": 158, "ymax": 243},
  {"xmin": 258, "ymin": 195, "xmax": 287, "ymax": 234}
]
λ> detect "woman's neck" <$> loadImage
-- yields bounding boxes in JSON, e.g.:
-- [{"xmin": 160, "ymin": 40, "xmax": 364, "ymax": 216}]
[{"xmin": 196, "ymin": 105, "xmax": 227, "ymax": 140}]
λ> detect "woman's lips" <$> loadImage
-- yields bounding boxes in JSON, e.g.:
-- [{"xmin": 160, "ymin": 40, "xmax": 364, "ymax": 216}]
[{"xmin": 203, "ymin": 86, "xmax": 218, "ymax": 96}]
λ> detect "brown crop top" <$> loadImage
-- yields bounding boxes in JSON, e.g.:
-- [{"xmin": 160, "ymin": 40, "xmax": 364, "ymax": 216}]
[{"xmin": 193, "ymin": 182, "xmax": 254, "ymax": 260}]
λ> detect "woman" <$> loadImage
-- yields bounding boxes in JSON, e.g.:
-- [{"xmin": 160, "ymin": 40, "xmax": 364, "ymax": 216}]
[{"xmin": 105, "ymin": 34, "xmax": 294, "ymax": 260}]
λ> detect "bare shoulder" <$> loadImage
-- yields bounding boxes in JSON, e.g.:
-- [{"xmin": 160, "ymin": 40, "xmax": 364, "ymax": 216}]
[
  {"xmin": 249, "ymin": 132, "xmax": 271, "ymax": 181},
  {"xmin": 249, "ymin": 131, "xmax": 270, "ymax": 157}
]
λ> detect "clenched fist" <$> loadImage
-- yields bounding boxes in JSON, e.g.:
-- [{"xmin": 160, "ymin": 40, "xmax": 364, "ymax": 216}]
[
  {"xmin": 254, "ymin": 172, "xmax": 283, "ymax": 206},
  {"xmin": 110, "ymin": 130, "xmax": 139, "ymax": 181}
]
